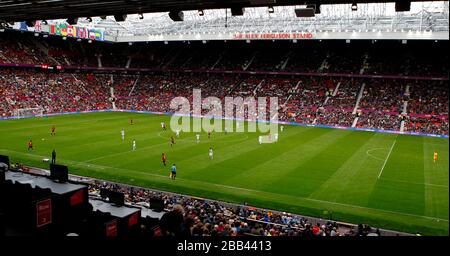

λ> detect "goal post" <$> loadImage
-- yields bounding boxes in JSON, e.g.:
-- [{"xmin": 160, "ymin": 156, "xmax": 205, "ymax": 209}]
[{"xmin": 13, "ymin": 108, "xmax": 44, "ymax": 118}]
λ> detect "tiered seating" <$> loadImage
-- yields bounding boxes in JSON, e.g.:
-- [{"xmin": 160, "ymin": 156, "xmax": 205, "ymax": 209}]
[
  {"xmin": 315, "ymin": 79, "xmax": 358, "ymax": 127},
  {"xmin": 405, "ymin": 81, "xmax": 449, "ymax": 134},
  {"xmin": 356, "ymin": 79, "xmax": 405, "ymax": 131},
  {"xmin": 1, "ymin": 69, "xmax": 446, "ymax": 135},
  {"xmin": 0, "ymin": 70, "xmax": 111, "ymax": 117}
]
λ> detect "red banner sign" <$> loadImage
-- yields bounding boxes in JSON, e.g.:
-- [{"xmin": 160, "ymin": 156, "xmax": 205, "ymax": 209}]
[
  {"xmin": 106, "ymin": 219, "xmax": 118, "ymax": 237},
  {"xmin": 36, "ymin": 199, "xmax": 52, "ymax": 228},
  {"xmin": 233, "ymin": 32, "xmax": 314, "ymax": 40}
]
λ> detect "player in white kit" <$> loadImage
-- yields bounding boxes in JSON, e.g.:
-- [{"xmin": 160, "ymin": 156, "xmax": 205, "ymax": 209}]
[
  {"xmin": 258, "ymin": 136, "xmax": 263, "ymax": 145},
  {"xmin": 274, "ymin": 133, "xmax": 278, "ymax": 141},
  {"xmin": 132, "ymin": 139, "xmax": 136, "ymax": 151},
  {"xmin": 121, "ymin": 129, "xmax": 125, "ymax": 141},
  {"xmin": 196, "ymin": 134, "xmax": 200, "ymax": 143},
  {"xmin": 176, "ymin": 129, "xmax": 180, "ymax": 138},
  {"xmin": 281, "ymin": 125, "xmax": 284, "ymax": 132},
  {"xmin": 209, "ymin": 147, "xmax": 214, "ymax": 160}
]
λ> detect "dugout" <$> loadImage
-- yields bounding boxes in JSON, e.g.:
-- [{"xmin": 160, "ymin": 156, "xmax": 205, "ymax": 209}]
[
  {"xmin": 90, "ymin": 198, "xmax": 141, "ymax": 237},
  {"xmin": 4, "ymin": 170, "xmax": 89, "ymax": 235}
]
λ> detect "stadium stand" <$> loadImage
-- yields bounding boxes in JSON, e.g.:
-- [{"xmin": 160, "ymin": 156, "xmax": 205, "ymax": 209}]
[
  {"xmin": 1, "ymin": 31, "xmax": 449, "ymax": 76},
  {"xmin": 1, "ymin": 67, "xmax": 447, "ymax": 135}
]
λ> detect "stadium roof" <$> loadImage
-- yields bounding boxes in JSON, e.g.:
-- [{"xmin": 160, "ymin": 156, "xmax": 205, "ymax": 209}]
[
  {"xmin": 0, "ymin": 0, "xmax": 443, "ymax": 22},
  {"xmin": 5, "ymin": 1, "xmax": 449, "ymax": 42}
]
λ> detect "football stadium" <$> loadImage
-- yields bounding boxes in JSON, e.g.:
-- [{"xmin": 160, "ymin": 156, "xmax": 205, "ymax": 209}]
[{"xmin": 0, "ymin": 0, "xmax": 449, "ymax": 239}]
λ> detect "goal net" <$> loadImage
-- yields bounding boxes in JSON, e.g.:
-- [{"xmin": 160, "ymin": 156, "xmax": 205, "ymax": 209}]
[{"xmin": 13, "ymin": 108, "xmax": 44, "ymax": 118}]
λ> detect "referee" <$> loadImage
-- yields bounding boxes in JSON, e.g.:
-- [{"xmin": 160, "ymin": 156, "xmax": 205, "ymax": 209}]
[
  {"xmin": 51, "ymin": 149, "xmax": 56, "ymax": 164},
  {"xmin": 171, "ymin": 164, "xmax": 177, "ymax": 180}
]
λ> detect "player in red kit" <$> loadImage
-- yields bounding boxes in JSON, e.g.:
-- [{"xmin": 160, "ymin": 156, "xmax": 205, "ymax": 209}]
[
  {"xmin": 51, "ymin": 125, "xmax": 56, "ymax": 136},
  {"xmin": 162, "ymin": 152, "xmax": 167, "ymax": 166},
  {"xmin": 27, "ymin": 140, "xmax": 33, "ymax": 151}
]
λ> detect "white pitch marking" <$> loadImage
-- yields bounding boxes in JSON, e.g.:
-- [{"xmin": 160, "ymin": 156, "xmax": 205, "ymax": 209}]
[
  {"xmin": 366, "ymin": 148, "xmax": 387, "ymax": 161},
  {"xmin": 377, "ymin": 139, "xmax": 397, "ymax": 179}
]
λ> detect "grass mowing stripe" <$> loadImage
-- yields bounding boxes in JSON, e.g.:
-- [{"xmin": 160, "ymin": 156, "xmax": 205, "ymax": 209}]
[
  {"xmin": 269, "ymin": 130, "xmax": 375, "ymax": 198},
  {"xmin": 0, "ymin": 114, "xmax": 125, "ymax": 131},
  {"xmin": 423, "ymin": 136, "xmax": 449, "ymax": 220},
  {"xmin": 379, "ymin": 178, "xmax": 448, "ymax": 188},
  {"xmin": 368, "ymin": 135, "xmax": 426, "ymax": 217},
  {"xmin": 225, "ymin": 128, "xmax": 345, "ymax": 190},
  {"xmin": 377, "ymin": 137, "xmax": 397, "ymax": 179},
  {"xmin": 89, "ymin": 128, "xmax": 257, "ymax": 177},
  {"xmin": 184, "ymin": 128, "xmax": 316, "ymax": 179},
  {"xmin": 181, "ymin": 127, "xmax": 314, "ymax": 183},
  {"xmin": 309, "ymin": 133, "xmax": 395, "ymax": 205}
]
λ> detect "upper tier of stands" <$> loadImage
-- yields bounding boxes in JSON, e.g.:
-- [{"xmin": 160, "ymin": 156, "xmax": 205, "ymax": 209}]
[{"xmin": 1, "ymin": 31, "xmax": 448, "ymax": 77}]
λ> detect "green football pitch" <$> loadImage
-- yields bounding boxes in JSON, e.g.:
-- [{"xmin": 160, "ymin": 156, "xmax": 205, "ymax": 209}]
[{"xmin": 0, "ymin": 112, "xmax": 448, "ymax": 235}]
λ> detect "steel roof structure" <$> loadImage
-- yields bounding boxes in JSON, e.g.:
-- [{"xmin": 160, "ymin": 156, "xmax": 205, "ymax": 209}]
[
  {"xmin": 4, "ymin": 1, "xmax": 449, "ymax": 41},
  {"xmin": 0, "ymin": 0, "xmax": 441, "ymax": 22}
]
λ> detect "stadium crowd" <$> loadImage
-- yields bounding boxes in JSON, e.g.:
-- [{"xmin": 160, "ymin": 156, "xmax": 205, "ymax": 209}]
[
  {"xmin": 0, "ymin": 69, "xmax": 110, "ymax": 116},
  {"xmin": 0, "ymin": 69, "xmax": 448, "ymax": 135},
  {"xmin": 1, "ymin": 31, "xmax": 448, "ymax": 77},
  {"xmin": 314, "ymin": 80, "xmax": 358, "ymax": 127},
  {"xmin": 355, "ymin": 79, "xmax": 405, "ymax": 130},
  {"xmin": 88, "ymin": 180, "xmax": 382, "ymax": 237},
  {"xmin": 404, "ymin": 81, "xmax": 449, "ymax": 134}
]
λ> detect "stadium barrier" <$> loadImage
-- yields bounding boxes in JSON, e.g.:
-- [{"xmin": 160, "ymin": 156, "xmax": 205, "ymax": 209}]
[{"xmin": 1, "ymin": 109, "xmax": 448, "ymax": 139}]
